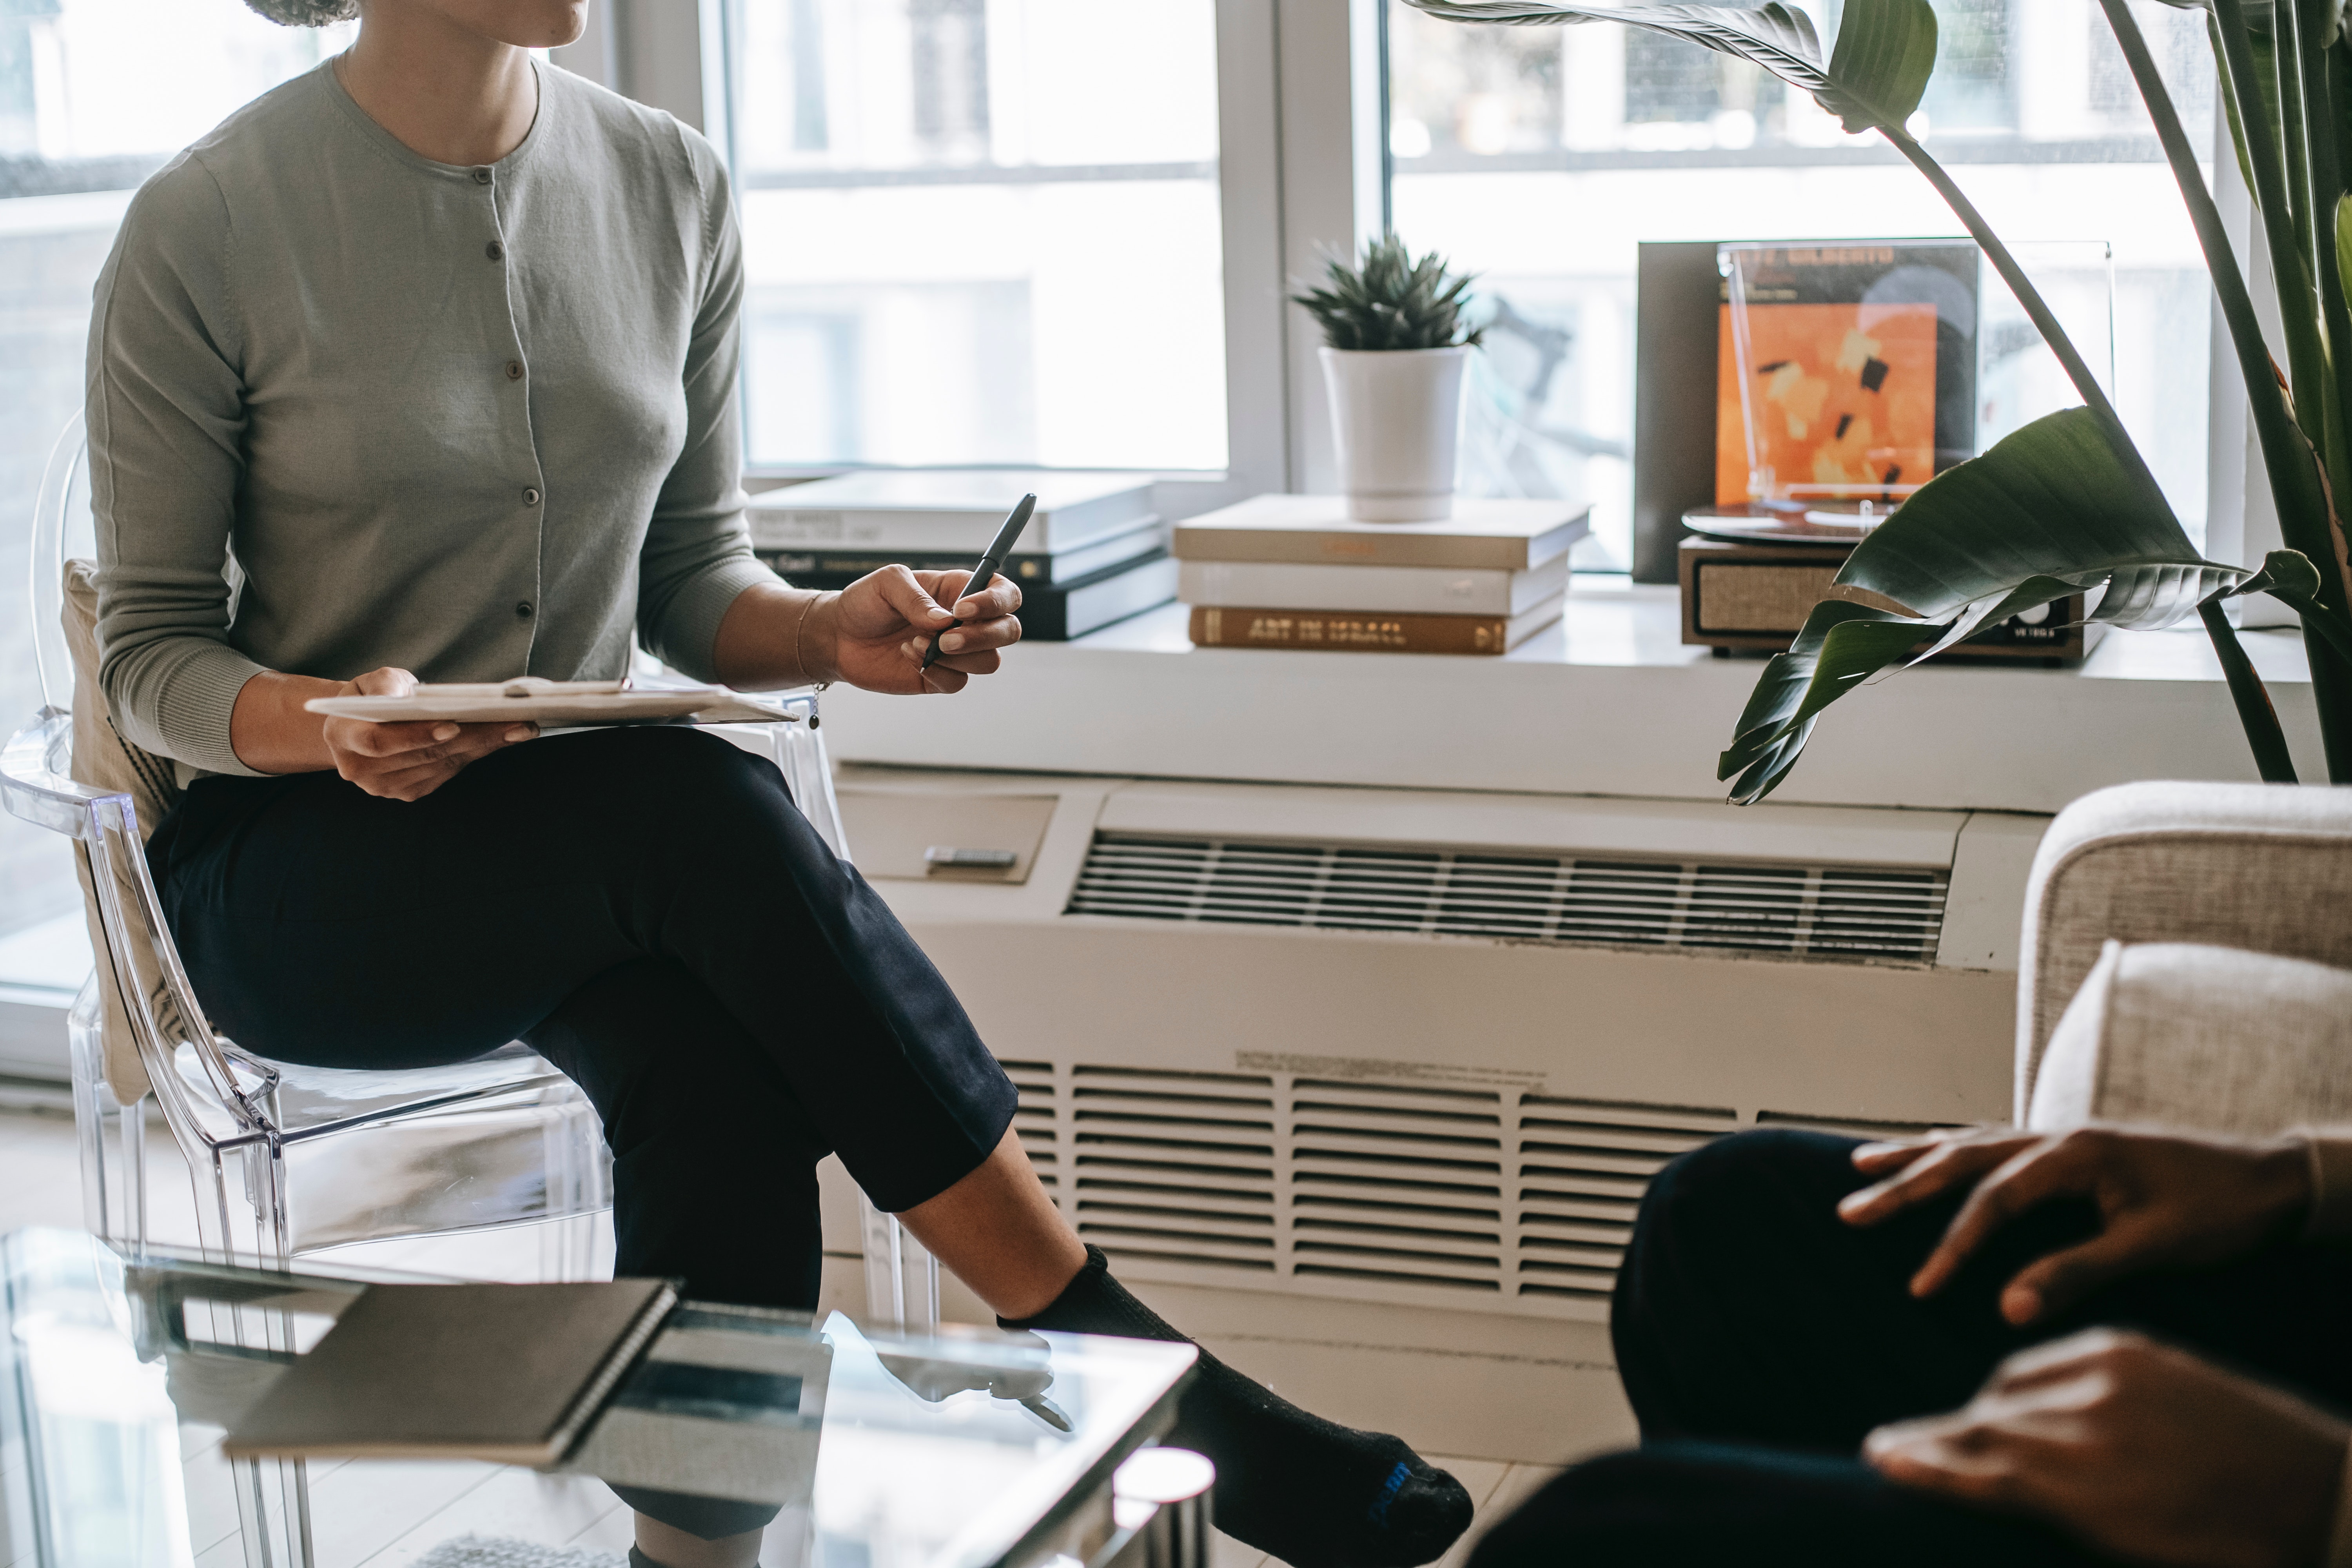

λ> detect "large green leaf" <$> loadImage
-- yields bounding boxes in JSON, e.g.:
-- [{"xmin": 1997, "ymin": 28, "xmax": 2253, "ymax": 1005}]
[
  {"xmin": 2339, "ymin": 192, "xmax": 2352, "ymax": 310},
  {"xmin": 1398, "ymin": 2, "xmax": 1938, "ymax": 131},
  {"xmin": 1719, "ymin": 408, "xmax": 2278, "ymax": 802},
  {"xmin": 1718, "ymin": 600, "xmax": 1935, "ymax": 804},
  {"xmin": 1833, "ymin": 407, "xmax": 2254, "ymax": 630}
]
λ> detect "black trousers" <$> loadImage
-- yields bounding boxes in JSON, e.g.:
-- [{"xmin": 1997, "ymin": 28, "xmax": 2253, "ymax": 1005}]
[
  {"xmin": 1471, "ymin": 1128, "xmax": 2352, "ymax": 1567},
  {"xmin": 149, "ymin": 725, "xmax": 1018, "ymax": 1311}
]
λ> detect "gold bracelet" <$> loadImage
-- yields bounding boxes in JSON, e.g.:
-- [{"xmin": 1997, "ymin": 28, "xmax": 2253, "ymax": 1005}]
[{"xmin": 793, "ymin": 592, "xmax": 832, "ymax": 691}]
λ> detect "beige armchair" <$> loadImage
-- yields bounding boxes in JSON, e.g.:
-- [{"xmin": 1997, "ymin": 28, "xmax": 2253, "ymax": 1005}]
[{"xmin": 2014, "ymin": 780, "xmax": 2352, "ymax": 1138}]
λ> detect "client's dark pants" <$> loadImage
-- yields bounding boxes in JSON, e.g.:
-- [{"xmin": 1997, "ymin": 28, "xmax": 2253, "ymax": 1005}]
[
  {"xmin": 1473, "ymin": 1128, "xmax": 2352, "ymax": 1567},
  {"xmin": 149, "ymin": 726, "xmax": 1018, "ymax": 1312}
]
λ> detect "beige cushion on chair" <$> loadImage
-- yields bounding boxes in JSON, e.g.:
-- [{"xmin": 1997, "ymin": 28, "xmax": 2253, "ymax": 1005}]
[
  {"xmin": 2028, "ymin": 939, "xmax": 2352, "ymax": 1135},
  {"xmin": 62, "ymin": 558, "xmax": 189, "ymax": 1104},
  {"xmin": 2015, "ymin": 781, "xmax": 2352, "ymax": 1120}
]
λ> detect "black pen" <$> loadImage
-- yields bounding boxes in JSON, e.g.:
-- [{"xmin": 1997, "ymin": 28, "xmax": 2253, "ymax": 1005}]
[{"xmin": 921, "ymin": 493, "xmax": 1036, "ymax": 671}]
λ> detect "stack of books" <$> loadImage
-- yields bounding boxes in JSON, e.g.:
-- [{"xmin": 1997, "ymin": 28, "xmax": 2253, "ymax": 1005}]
[
  {"xmin": 1174, "ymin": 495, "xmax": 1590, "ymax": 654},
  {"xmin": 748, "ymin": 472, "xmax": 1176, "ymax": 641}
]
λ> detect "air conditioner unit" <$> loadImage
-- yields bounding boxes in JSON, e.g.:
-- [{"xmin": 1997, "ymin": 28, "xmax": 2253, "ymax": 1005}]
[{"xmin": 836, "ymin": 765, "xmax": 2047, "ymax": 1331}]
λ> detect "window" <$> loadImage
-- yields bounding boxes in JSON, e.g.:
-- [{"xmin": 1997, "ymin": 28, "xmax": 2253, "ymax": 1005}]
[
  {"xmin": 0, "ymin": 0, "xmax": 350, "ymax": 979},
  {"xmin": 713, "ymin": 0, "xmax": 1228, "ymax": 472},
  {"xmin": 1386, "ymin": 0, "xmax": 2217, "ymax": 569}
]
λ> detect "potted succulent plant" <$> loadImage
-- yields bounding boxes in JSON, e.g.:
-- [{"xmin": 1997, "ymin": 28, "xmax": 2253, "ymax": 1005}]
[{"xmin": 1292, "ymin": 235, "xmax": 1486, "ymax": 521}]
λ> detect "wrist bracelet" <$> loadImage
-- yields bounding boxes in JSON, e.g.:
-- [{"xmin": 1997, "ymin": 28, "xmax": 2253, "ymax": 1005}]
[{"xmin": 793, "ymin": 592, "xmax": 833, "ymax": 691}]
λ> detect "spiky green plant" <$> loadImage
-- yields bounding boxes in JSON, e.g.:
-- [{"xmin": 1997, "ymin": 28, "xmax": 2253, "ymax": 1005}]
[{"xmin": 1292, "ymin": 235, "xmax": 1487, "ymax": 352}]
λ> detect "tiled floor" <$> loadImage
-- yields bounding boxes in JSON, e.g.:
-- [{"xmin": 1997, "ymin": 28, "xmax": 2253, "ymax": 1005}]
[{"xmin": 0, "ymin": 1108, "xmax": 1570, "ymax": 1568}]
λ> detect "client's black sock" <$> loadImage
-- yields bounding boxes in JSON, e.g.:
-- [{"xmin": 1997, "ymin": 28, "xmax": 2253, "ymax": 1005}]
[{"xmin": 1004, "ymin": 1246, "xmax": 1472, "ymax": 1568}]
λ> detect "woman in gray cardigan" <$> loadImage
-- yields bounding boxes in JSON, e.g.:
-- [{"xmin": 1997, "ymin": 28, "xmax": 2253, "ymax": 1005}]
[{"xmin": 88, "ymin": 0, "xmax": 1470, "ymax": 1564}]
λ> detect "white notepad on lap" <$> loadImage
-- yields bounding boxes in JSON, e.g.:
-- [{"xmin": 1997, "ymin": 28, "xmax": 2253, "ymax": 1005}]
[{"xmin": 305, "ymin": 677, "xmax": 797, "ymax": 727}]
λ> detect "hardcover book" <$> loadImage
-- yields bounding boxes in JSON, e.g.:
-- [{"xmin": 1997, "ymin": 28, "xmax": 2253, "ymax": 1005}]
[
  {"xmin": 756, "ymin": 519, "xmax": 1167, "ymax": 589},
  {"xmin": 221, "ymin": 1279, "xmax": 676, "ymax": 1464},
  {"xmin": 1174, "ymin": 495, "xmax": 1590, "ymax": 572},
  {"xmin": 748, "ymin": 471, "xmax": 1154, "ymax": 555},
  {"xmin": 1180, "ymin": 554, "xmax": 1568, "ymax": 617},
  {"xmin": 771, "ymin": 553, "xmax": 1177, "ymax": 641},
  {"xmin": 1188, "ymin": 601, "xmax": 1561, "ymax": 655}
]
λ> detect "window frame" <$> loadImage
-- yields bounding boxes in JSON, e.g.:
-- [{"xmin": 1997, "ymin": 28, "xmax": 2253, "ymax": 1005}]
[{"xmin": 562, "ymin": 0, "xmax": 2259, "ymax": 549}]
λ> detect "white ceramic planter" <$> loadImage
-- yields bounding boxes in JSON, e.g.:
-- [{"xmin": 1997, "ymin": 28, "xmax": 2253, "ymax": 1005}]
[{"xmin": 1320, "ymin": 344, "xmax": 1470, "ymax": 521}]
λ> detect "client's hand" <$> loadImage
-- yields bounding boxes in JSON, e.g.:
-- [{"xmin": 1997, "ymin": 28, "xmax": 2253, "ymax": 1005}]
[
  {"xmin": 1838, "ymin": 1125, "xmax": 2310, "ymax": 1325},
  {"xmin": 1866, "ymin": 1328, "xmax": 2347, "ymax": 1568},
  {"xmin": 320, "ymin": 667, "xmax": 536, "ymax": 802},
  {"xmin": 810, "ymin": 567, "xmax": 1024, "ymax": 695}
]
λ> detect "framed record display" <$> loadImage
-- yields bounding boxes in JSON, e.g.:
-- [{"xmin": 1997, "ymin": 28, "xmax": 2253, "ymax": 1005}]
[{"xmin": 1716, "ymin": 241, "xmax": 1978, "ymax": 509}]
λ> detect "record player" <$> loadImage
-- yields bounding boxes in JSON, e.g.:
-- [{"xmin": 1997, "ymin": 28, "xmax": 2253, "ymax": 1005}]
[{"xmin": 1678, "ymin": 505, "xmax": 2091, "ymax": 661}]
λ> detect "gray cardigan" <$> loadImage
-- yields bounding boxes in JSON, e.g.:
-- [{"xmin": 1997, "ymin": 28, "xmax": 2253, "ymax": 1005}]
[{"xmin": 87, "ymin": 60, "xmax": 775, "ymax": 779}]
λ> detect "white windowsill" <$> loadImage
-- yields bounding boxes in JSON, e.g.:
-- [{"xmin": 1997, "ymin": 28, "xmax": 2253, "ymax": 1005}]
[{"xmin": 822, "ymin": 576, "xmax": 2324, "ymax": 815}]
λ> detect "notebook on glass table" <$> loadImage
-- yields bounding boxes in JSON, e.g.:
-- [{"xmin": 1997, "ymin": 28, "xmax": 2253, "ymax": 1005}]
[{"xmin": 305, "ymin": 678, "xmax": 798, "ymax": 727}]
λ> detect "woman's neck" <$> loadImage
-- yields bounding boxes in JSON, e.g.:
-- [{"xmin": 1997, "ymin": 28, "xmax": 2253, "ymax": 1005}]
[{"xmin": 336, "ymin": 7, "xmax": 537, "ymax": 168}]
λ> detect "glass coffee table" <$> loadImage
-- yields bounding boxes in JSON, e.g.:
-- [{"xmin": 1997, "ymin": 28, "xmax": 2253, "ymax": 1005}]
[{"xmin": 0, "ymin": 1229, "xmax": 1205, "ymax": 1568}]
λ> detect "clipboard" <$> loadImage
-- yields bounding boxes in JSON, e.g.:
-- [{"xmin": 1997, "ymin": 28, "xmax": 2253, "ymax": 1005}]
[{"xmin": 305, "ymin": 678, "xmax": 800, "ymax": 728}]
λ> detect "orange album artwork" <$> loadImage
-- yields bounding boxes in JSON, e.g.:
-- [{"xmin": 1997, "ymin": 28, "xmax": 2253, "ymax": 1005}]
[{"xmin": 1714, "ymin": 302, "xmax": 1939, "ymax": 506}]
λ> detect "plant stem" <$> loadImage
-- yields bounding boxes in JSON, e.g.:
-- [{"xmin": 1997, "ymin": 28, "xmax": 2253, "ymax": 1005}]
[
  {"xmin": 2196, "ymin": 0, "xmax": 2352, "ymax": 780},
  {"xmin": 2103, "ymin": 2, "xmax": 2332, "ymax": 573},
  {"xmin": 1882, "ymin": 125, "xmax": 2183, "ymax": 536},
  {"xmin": 2212, "ymin": 1, "xmax": 2334, "ymax": 470},
  {"xmin": 2294, "ymin": 0, "xmax": 2352, "ymax": 502},
  {"xmin": 2200, "ymin": 601, "xmax": 2301, "ymax": 782}
]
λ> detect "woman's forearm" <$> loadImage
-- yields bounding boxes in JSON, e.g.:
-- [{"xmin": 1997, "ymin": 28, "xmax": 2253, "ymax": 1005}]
[
  {"xmin": 228, "ymin": 670, "xmax": 343, "ymax": 774},
  {"xmin": 712, "ymin": 582, "xmax": 841, "ymax": 690}
]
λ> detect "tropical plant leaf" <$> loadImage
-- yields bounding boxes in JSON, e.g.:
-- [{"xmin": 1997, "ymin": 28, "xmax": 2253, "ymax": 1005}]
[
  {"xmin": 1719, "ymin": 601, "xmax": 1935, "ymax": 804},
  {"xmin": 1719, "ymin": 409, "xmax": 2279, "ymax": 802},
  {"xmin": 2338, "ymin": 192, "xmax": 2352, "ymax": 307},
  {"xmin": 1832, "ymin": 407, "xmax": 2256, "ymax": 632},
  {"xmin": 1397, "ymin": 2, "xmax": 1938, "ymax": 131}
]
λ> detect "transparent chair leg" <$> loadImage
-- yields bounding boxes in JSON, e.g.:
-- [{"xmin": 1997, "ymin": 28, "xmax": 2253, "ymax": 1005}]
[{"xmin": 858, "ymin": 1190, "xmax": 940, "ymax": 1334}]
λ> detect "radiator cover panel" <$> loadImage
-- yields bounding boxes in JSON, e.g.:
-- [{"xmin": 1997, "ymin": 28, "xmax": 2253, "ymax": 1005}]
[
  {"xmin": 1068, "ymin": 833, "xmax": 1949, "ymax": 964},
  {"xmin": 1007, "ymin": 1057, "xmax": 1926, "ymax": 1320}
]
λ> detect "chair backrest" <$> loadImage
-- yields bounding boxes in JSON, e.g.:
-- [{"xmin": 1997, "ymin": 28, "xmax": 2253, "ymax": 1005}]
[
  {"xmin": 2014, "ymin": 779, "xmax": 2352, "ymax": 1120},
  {"xmin": 30, "ymin": 410, "xmax": 85, "ymax": 715}
]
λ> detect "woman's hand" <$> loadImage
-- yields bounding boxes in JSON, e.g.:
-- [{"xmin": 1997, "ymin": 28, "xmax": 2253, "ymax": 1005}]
[
  {"xmin": 1866, "ymin": 1328, "xmax": 2348, "ymax": 1568},
  {"xmin": 1837, "ymin": 1124, "xmax": 2312, "ymax": 1326},
  {"xmin": 804, "ymin": 567, "xmax": 1024, "ymax": 695},
  {"xmin": 319, "ymin": 667, "xmax": 535, "ymax": 802}
]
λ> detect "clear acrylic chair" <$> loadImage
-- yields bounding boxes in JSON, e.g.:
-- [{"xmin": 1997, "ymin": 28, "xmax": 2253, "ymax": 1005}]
[
  {"xmin": 8, "ymin": 411, "xmax": 946, "ymax": 1565},
  {"xmin": 5, "ymin": 410, "xmax": 855, "ymax": 1272}
]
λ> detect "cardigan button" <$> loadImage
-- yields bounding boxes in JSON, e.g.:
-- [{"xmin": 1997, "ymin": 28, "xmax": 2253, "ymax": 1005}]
[
  {"xmin": 472, "ymin": 167, "xmax": 492, "ymax": 185},
  {"xmin": 506, "ymin": 360, "xmax": 524, "ymax": 381},
  {"xmin": 516, "ymin": 601, "xmax": 534, "ymax": 619},
  {"xmin": 522, "ymin": 486, "xmax": 541, "ymax": 506},
  {"xmin": 486, "ymin": 240, "xmax": 505, "ymax": 262}
]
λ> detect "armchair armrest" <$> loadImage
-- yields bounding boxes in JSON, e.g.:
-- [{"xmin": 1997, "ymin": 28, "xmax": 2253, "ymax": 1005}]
[
  {"xmin": 2026, "ymin": 940, "xmax": 2352, "ymax": 1134},
  {"xmin": 2016, "ymin": 782, "xmax": 2352, "ymax": 1120}
]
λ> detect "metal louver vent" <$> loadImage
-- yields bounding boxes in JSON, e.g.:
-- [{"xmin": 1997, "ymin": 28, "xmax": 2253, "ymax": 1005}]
[
  {"xmin": 1067, "ymin": 1066, "xmax": 1278, "ymax": 1272},
  {"xmin": 1066, "ymin": 834, "xmax": 1947, "ymax": 963},
  {"xmin": 1013, "ymin": 1059, "xmax": 1931, "ymax": 1318}
]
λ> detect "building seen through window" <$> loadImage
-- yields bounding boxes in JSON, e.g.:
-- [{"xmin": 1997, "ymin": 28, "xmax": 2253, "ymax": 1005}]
[
  {"xmin": 1388, "ymin": 0, "xmax": 2216, "ymax": 569},
  {"xmin": 717, "ymin": 0, "xmax": 1227, "ymax": 473}
]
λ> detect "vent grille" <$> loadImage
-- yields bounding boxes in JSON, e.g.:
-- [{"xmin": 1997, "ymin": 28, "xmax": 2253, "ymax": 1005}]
[
  {"xmin": 1069, "ymin": 1066, "xmax": 1277, "ymax": 1272},
  {"xmin": 1015, "ymin": 1060, "xmax": 1932, "ymax": 1317},
  {"xmin": 1067, "ymin": 835, "xmax": 1947, "ymax": 963}
]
